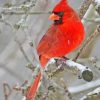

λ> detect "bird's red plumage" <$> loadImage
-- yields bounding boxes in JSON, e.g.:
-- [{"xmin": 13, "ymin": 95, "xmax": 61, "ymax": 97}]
[
  {"xmin": 37, "ymin": 22, "xmax": 84, "ymax": 63},
  {"xmin": 26, "ymin": 0, "xmax": 85, "ymax": 99}
]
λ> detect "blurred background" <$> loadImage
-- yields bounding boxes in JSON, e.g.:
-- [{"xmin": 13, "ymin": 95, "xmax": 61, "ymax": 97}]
[{"xmin": 0, "ymin": 0, "xmax": 100, "ymax": 100}]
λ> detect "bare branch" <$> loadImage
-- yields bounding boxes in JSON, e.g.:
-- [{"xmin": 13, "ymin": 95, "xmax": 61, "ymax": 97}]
[
  {"xmin": 1, "ymin": 11, "xmax": 51, "ymax": 15},
  {"xmin": 3, "ymin": 82, "xmax": 12, "ymax": 100},
  {"xmin": 0, "ymin": 18, "xmax": 13, "ymax": 29},
  {"xmin": 69, "ymin": 79, "xmax": 100, "ymax": 94},
  {"xmin": 45, "ymin": 58, "xmax": 93, "ymax": 82},
  {"xmin": 13, "ymin": 80, "xmax": 30, "ymax": 95},
  {"xmin": 15, "ymin": 38, "xmax": 36, "ymax": 71},
  {"xmin": 74, "ymin": 0, "xmax": 100, "ymax": 61},
  {"xmin": 74, "ymin": 24, "xmax": 100, "ymax": 61},
  {"xmin": 78, "ymin": 0, "xmax": 93, "ymax": 19},
  {"xmin": 60, "ymin": 78, "xmax": 73, "ymax": 100},
  {"xmin": 80, "ymin": 87, "xmax": 100, "ymax": 100},
  {"xmin": 34, "ymin": 57, "xmax": 93, "ymax": 100}
]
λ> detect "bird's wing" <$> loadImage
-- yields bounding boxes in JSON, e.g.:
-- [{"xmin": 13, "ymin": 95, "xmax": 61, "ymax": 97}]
[
  {"xmin": 37, "ymin": 25, "xmax": 65, "ymax": 57},
  {"xmin": 37, "ymin": 22, "xmax": 85, "ymax": 59}
]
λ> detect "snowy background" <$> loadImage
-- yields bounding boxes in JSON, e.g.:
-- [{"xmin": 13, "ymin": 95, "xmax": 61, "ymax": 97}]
[{"xmin": 0, "ymin": 0, "xmax": 100, "ymax": 100}]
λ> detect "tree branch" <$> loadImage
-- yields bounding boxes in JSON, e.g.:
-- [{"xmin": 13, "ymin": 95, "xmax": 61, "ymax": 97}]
[
  {"xmin": 78, "ymin": 0, "xmax": 93, "ymax": 19},
  {"xmin": 74, "ymin": 24, "xmax": 100, "ymax": 61},
  {"xmin": 80, "ymin": 87, "xmax": 100, "ymax": 100}
]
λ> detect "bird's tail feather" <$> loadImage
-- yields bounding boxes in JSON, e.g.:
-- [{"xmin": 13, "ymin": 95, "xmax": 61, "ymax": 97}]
[
  {"xmin": 26, "ymin": 73, "xmax": 41, "ymax": 100},
  {"xmin": 26, "ymin": 56, "xmax": 49, "ymax": 100},
  {"xmin": 39, "ymin": 55, "xmax": 49, "ymax": 68}
]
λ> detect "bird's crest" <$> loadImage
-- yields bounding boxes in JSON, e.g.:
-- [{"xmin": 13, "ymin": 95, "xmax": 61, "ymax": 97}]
[
  {"xmin": 53, "ymin": 0, "xmax": 68, "ymax": 12},
  {"xmin": 60, "ymin": 0, "xmax": 67, "ymax": 3}
]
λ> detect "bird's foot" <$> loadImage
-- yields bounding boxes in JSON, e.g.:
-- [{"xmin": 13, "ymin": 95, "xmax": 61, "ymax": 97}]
[{"xmin": 55, "ymin": 57, "xmax": 69, "ymax": 66}]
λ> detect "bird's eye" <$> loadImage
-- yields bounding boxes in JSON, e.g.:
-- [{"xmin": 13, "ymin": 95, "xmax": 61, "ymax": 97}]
[{"xmin": 53, "ymin": 11, "xmax": 64, "ymax": 17}]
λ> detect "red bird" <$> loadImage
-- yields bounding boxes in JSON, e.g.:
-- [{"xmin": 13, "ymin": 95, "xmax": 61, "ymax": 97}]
[{"xmin": 26, "ymin": 0, "xmax": 85, "ymax": 99}]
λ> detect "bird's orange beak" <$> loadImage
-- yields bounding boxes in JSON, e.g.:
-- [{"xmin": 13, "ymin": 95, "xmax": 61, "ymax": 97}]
[{"xmin": 49, "ymin": 13, "xmax": 60, "ymax": 20}]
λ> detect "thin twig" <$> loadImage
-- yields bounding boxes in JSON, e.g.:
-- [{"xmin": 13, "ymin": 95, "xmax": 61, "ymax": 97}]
[
  {"xmin": 74, "ymin": 24, "xmax": 100, "ymax": 61},
  {"xmin": 13, "ymin": 0, "xmax": 39, "ymax": 70},
  {"xmin": 0, "ymin": 2, "xmax": 35, "ymax": 13},
  {"xmin": 74, "ymin": 0, "xmax": 100, "ymax": 61},
  {"xmin": 60, "ymin": 78, "xmax": 73, "ymax": 100},
  {"xmin": 13, "ymin": 80, "xmax": 29, "ymax": 95},
  {"xmin": 89, "ymin": 56, "xmax": 100, "ymax": 71},
  {"xmin": 3, "ymin": 82, "xmax": 12, "ymax": 100},
  {"xmin": 0, "ymin": 19, "xmax": 13, "ymax": 29},
  {"xmin": 15, "ymin": 39, "xmax": 30, "ymax": 63},
  {"xmin": 1, "ymin": 11, "xmax": 51, "ymax": 15},
  {"xmin": 15, "ymin": 38, "xmax": 36, "ymax": 71}
]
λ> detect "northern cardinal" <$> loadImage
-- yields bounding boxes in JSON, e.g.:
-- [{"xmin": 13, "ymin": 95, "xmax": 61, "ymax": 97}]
[{"xmin": 26, "ymin": 0, "xmax": 85, "ymax": 100}]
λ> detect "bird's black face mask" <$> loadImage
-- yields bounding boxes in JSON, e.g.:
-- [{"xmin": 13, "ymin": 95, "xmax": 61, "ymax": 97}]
[{"xmin": 53, "ymin": 11, "xmax": 64, "ymax": 25}]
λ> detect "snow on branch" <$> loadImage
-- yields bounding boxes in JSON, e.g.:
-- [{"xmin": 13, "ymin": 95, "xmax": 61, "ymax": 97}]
[
  {"xmin": 75, "ymin": 0, "xmax": 100, "ymax": 61},
  {"xmin": 0, "ymin": 0, "xmax": 36, "ymax": 13},
  {"xmin": 0, "ymin": 0, "xmax": 51, "ymax": 15},
  {"xmin": 80, "ymin": 87, "xmax": 100, "ymax": 100},
  {"xmin": 78, "ymin": 0, "xmax": 93, "ymax": 19},
  {"xmin": 33, "ymin": 58, "xmax": 93, "ymax": 100},
  {"xmin": 44, "ymin": 58, "xmax": 93, "ymax": 82},
  {"xmin": 69, "ymin": 79, "xmax": 100, "ymax": 94}
]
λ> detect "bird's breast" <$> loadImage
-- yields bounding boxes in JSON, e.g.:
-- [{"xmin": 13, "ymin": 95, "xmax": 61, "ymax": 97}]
[{"xmin": 57, "ymin": 21, "xmax": 85, "ymax": 52}]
